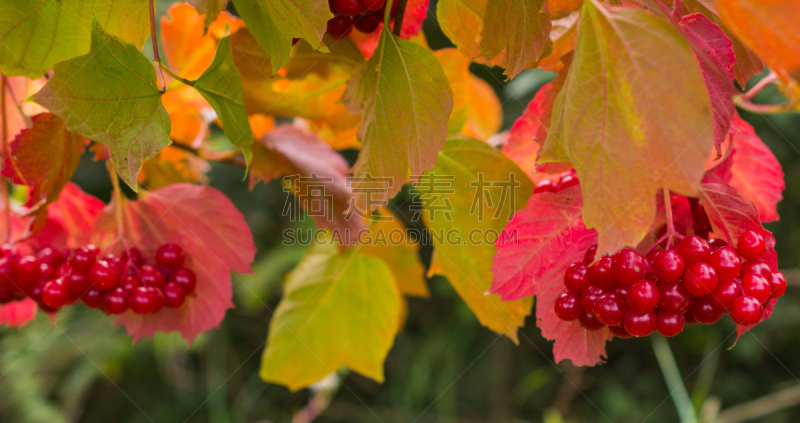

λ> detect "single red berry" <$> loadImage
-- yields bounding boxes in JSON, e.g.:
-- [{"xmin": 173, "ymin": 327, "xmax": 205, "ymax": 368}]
[
  {"xmin": 584, "ymin": 245, "xmax": 598, "ymax": 264},
  {"xmin": 614, "ymin": 284, "xmax": 629, "ymax": 298},
  {"xmin": 683, "ymin": 262, "xmax": 718, "ymax": 297},
  {"xmin": 589, "ymin": 256, "xmax": 616, "ymax": 289},
  {"xmin": 737, "ymin": 230, "xmax": 765, "ymax": 260},
  {"xmin": 363, "ymin": 0, "xmax": 386, "ymax": 11},
  {"xmin": 564, "ymin": 262, "xmax": 591, "ymax": 293},
  {"xmin": 103, "ymin": 288, "xmax": 128, "ymax": 315},
  {"xmin": 0, "ymin": 244, "xmax": 15, "ymax": 258},
  {"xmin": 156, "ymin": 244, "xmax": 185, "ymax": 271},
  {"xmin": 742, "ymin": 273, "xmax": 771, "ymax": 303},
  {"xmin": 70, "ymin": 247, "xmax": 96, "ymax": 274},
  {"xmin": 534, "ymin": 179, "xmax": 557, "ymax": 194},
  {"xmin": 170, "ymin": 268, "xmax": 197, "ymax": 295},
  {"xmin": 89, "ymin": 260, "xmax": 119, "ymax": 290},
  {"xmin": 580, "ymin": 285, "xmax": 605, "ymax": 315},
  {"xmin": 609, "ymin": 325, "xmax": 632, "ymax": 339},
  {"xmin": 39, "ymin": 263, "xmax": 57, "ymax": 281},
  {"xmin": 578, "ymin": 312, "xmax": 604, "ymax": 331},
  {"xmin": 676, "ymin": 235, "xmax": 711, "ymax": 266},
  {"xmin": 326, "ymin": 16, "xmax": 353, "ymax": 39},
  {"xmin": 656, "ymin": 312, "xmax": 685, "ymax": 337},
  {"xmin": 354, "ymin": 12, "xmax": 382, "ymax": 33},
  {"xmin": 164, "ymin": 283, "xmax": 187, "ymax": 308},
  {"xmin": 129, "ymin": 287, "xmax": 157, "ymax": 315},
  {"xmin": 627, "ymin": 280, "xmax": 659, "ymax": 311},
  {"xmin": 624, "ymin": 310, "xmax": 656, "ymax": 337},
  {"xmin": 707, "ymin": 238, "xmax": 728, "ymax": 251},
  {"xmin": 57, "ymin": 262, "xmax": 71, "ymax": 277},
  {"xmin": 333, "ymin": 0, "xmax": 364, "ymax": 15},
  {"xmin": 65, "ymin": 272, "xmax": 91, "ymax": 293},
  {"xmin": 37, "ymin": 247, "xmax": 62, "ymax": 266},
  {"xmin": 554, "ymin": 291, "xmax": 583, "ymax": 321},
  {"xmin": 42, "ymin": 280, "xmax": 69, "ymax": 309},
  {"xmin": 0, "ymin": 290, "xmax": 13, "ymax": 304},
  {"xmin": 658, "ymin": 281, "xmax": 693, "ymax": 314},
  {"xmin": 147, "ymin": 287, "xmax": 165, "ymax": 313},
  {"xmin": 84, "ymin": 244, "xmax": 100, "ymax": 256},
  {"xmin": 328, "ymin": 0, "xmax": 339, "ymax": 13},
  {"xmin": 120, "ymin": 275, "xmax": 141, "ymax": 294},
  {"xmin": 83, "ymin": 288, "xmax": 105, "ymax": 309},
  {"xmin": 710, "ymin": 279, "xmax": 742, "ymax": 309},
  {"xmin": 612, "ymin": 249, "xmax": 647, "ymax": 285},
  {"xmin": 0, "ymin": 257, "xmax": 17, "ymax": 290},
  {"xmin": 557, "ymin": 173, "xmax": 579, "ymax": 190},
  {"xmin": 594, "ymin": 293, "xmax": 628, "ymax": 326},
  {"xmin": 691, "ymin": 296, "xmax": 723, "ymax": 324},
  {"xmin": 653, "ymin": 250, "xmax": 685, "ymax": 283},
  {"xmin": 25, "ymin": 282, "xmax": 43, "ymax": 302},
  {"xmin": 140, "ymin": 265, "xmax": 165, "ymax": 288},
  {"xmin": 739, "ymin": 260, "xmax": 772, "ymax": 279},
  {"xmin": 708, "ymin": 246, "xmax": 741, "ymax": 282},
  {"xmin": 17, "ymin": 256, "xmax": 40, "ymax": 285},
  {"xmin": 730, "ymin": 296, "xmax": 763, "ymax": 326},
  {"xmin": 769, "ymin": 272, "xmax": 787, "ymax": 299}
]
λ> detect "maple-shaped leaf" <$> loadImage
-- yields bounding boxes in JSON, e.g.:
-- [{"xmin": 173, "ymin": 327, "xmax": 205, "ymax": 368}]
[
  {"xmin": 0, "ymin": 0, "xmax": 150, "ymax": 78},
  {"xmin": 706, "ymin": 114, "xmax": 784, "ymax": 222},
  {"xmin": 260, "ymin": 242, "xmax": 401, "ymax": 391},
  {"xmin": 537, "ymin": 14, "xmax": 578, "ymax": 72},
  {"xmin": 416, "ymin": 137, "xmax": 533, "ymax": 342},
  {"xmin": 187, "ymin": 0, "xmax": 230, "ymax": 28},
  {"xmin": 479, "ymin": 0, "xmax": 552, "ymax": 79},
  {"xmin": 361, "ymin": 215, "xmax": 429, "ymax": 298},
  {"xmin": 188, "ymin": 37, "xmax": 255, "ymax": 164},
  {"xmin": 1, "ymin": 113, "xmax": 85, "ymax": 212},
  {"xmin": 542, "ymin": 0, "xmax": 714, "ymax": 256},
  {"xmin": 26, "ymin": 182, "xmax": 105, "ymax": 250},
  {"xmin": 490, "ymin": 185, "xmax": 609, "ymax": 365},
  {"xmin": 502, "ymin": 83, "xmax": 551, "ymax": 180},
  {"xmin": 715, "ymin": 0, "xmax": 800, "ymax": 104},
  {"xmin": 250, "ymin": 125, "xmax": 366, "ymax": 243},
  {"xmin": 0, "ymin": 299, "xmax": 37, "ymax": 328},
  {"xmin": 93, "ymin": 184, "xmax": 256, "ymax": 343},
  {"xmin": 343, "ymin": 29, "xmax": 453, "ymax": 212},
  {"xmin": 32, "ymin": 20, "xmax": 172, "ymax": 192},
  {"xmin": 231, "ymin": 0, "xmax": 332, "ymax": 74}
]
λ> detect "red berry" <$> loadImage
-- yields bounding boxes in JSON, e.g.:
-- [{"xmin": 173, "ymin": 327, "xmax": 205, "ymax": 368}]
[
  {"xmin": 164, "ymin": 283, "xmax": 187, "ymax": 308},
  {"xmin": 70, "ymin": 246, "xmax": 97, "ymax": 274},
  {"xmin": 24, "ymin": 282, "xmax": 43, "ymax": 302},
  {"xmin": 17, "ymin": 256, "xmax": 40, "ymax": 285},
  {"xmin": 147, "ymin": 287, "xmax": 165, "ymax": 313},
  {"xmin": 120, "ymin": 275, "xmax": 141, "ymax": 294},
  {"xmin": 769, "ymin": 272, "xmax": 787, "ymax": 299},
  {"xmin": 691, "ymin": 296, "xmax": 723, "ymax": 324},
  {"xmin": 157, "ymin": 244, "xmax": 185, "ymax": 270},
  {"xmin": 564, "ymin": 263, "xmax": 591, "ymax": 293},
  {"xmin": 578, "ymin": 312, "xmax": 604, "ymax": 331},
  {"xmin": 656, "ymin": 311, "xmax": 685, "ymax": 337},
  {"xmin": 594, "ymin": 293, "xmax": 627, "ymax": 326},
  {"xmin": 707, "ymin": 238, "xmax": 728, "ymax": 251},
  {"xmin": 333, "ymin": 0, "xmax": 364, "ymax": 15},
  {"xmin": 624, "ymin": 310, "xmax": 656, "ymax": 337},
  {"xmin": 170, "ymin": 268, "xmax": 197, "ymax": 295},
  {"xmin": 354, "ymin": 12, "xmax": 383, "ymax": 33},
  {"xmin": 730, "ymin": 296, "xmax": 763, "ymax": 326},
  {"xmin": 38, "ymin": 302, "xmax": 58, "ymax": 313},
  {"xmin": 558, "ymin": 173, "xmax": 579, "ymax": 190},
  {"xmin": 65, "ymin": 272, "xmax": 91, "ymax": 293},
  {"xmin": 103, "ymin": 288, "xmax": 128, "ymax": 315},
  {"xmin": 739, "ymin": 260, "xmax": 772, "ymax": 278},
  {"xmin": 683, "ymin": 262, "xmax": 718, "ymax": 297},
  {"xmin": 534, "ymin": 179, "xmax": 557, "ymax": 194},
  {"xmin": 708, "ymin": 246, "xmax": 741, "ymax": 282},
  {"xmin": 89, "ymin": 261, "xmax": 119, "ymax": 290},
  {"xmin": 609, "ymin": 324, "xmax": 632, "ymax": 339},
  {"xmin": 326, "ymin": 16, "xmax": 353, "ymax": 39},
  {"xmin": 140, "ymin": 265, "xmax": 165, "ymax": 288},
  {"xmin": 363, "ymin": 0, "xmax": 386, "ymax": 11},
  {"xmin": 37, "ymin": 247, "xmax": 62, "ymax": 266},
  {"xmin": 85, "ymin": 244, "xmax": 100, "ymax": 256},
  {"xmin": 658, "ymin": 281, "xmax": 693, "ymax": 314},
  {"xmin": 737, "ymin": 230, "xmax": 765, "ymax": 260},
  {"xmin": 627, "ymin": 280, "xmax": 659, "ymax": 311},
  {"xmin": 710, "ymin": 279, "xmax": 742, "ymax": 309},
  {"xmin": 584, "ymin": 245, "xmax": 597, "ymax": 264},
  {"xmin": 653, "ymin": 250, "xmax": 685, "ymax": 283},
  {"xmin": 580, "ymin": 285, "xmax": 605, "ymax": 315},
  {"xmin": 0, "ymin": 290, "xmax": 13, "ymax": 304},
  {"xmin": 0, "ymin": 257, "xmax": 17, "ymax": 290},
  {"xmin": 589, "ymin": 256, "xmax": 616, "ymax": 289},
  {"xmin": 554, "ymin": 291, "xmax": 583, "ymax": 321},
  {"xmin": 121, "ymin": 247, "xmax": 145, "ymax": 267},
  {"xmin": 0, "ymin": 244, "xmax": 15, "ymax": 258},
  {"xmin": 83, "ymin": 288, "xmax": 105, "ymax": 309},
  {"xmin": 129, "ymin": 287, "xmax": 157, "ymax": 315},
  {"xmin": 742, "ymin": 273, "xmax": 771, "ymax": 303},
  {"xmin": 39, "ymin": 262, "xmax": 57, "ymax": 281},
  {"xmin": 42, "ymin": 280, "xmax": 69, "ymax": 309},
  {"xmin": 676, "ymin": 235, "xmax": 711, "ymax": 266},
  {"xmin": 611, "ymin": 249, "xmax": 647, "ymax": 285},
  {"xmin": 328, "ymin": 0, "xmax": 339, "ymax": 13},
  {"xmin": 614, "ymin": 284, "xmax": 629, "ymax": 298}
]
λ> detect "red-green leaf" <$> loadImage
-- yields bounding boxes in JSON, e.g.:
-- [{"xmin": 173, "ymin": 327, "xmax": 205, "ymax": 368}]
[
  {"xmin": 27, "ymin": 182, "xmax": 105, "ymax": 250},
  {"xmin": 479, "ymin": 0, "xmax": 551, "ymax": 79}
]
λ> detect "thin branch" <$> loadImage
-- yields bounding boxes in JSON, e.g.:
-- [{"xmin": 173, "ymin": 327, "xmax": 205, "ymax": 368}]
[
  {"xmin": 1, "ymin": 77, "xmax": 11, "ymax": 243},
  {"xmin": 743, "ymin": 72, "xmax": 779, "ymax": 100},
  {"xmin": 105, "ymin": 158, "xmax": 125, "ymax": 240},
  {"xmin": 148, "ymin": 0, "xmax": 167, "ymax": 92},
  {"xmin": 392, "ymin": 0, "xmax": 410, "ymax": 36}
]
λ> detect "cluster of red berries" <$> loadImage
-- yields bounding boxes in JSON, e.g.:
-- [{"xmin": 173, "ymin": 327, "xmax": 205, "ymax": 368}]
[
  {"xmin": 554, "ymin": 230, "xmax": 785, "ymax": 338},
  {"xmin": 533, "ymin": 170, "xmax": 578, "ymax": 194},
  {"xmin": 325, "ymin": 0, "xmax": 399, "ymax": 39},
  {"xmin": 0, "ymin": 243, "xmax": 196, "ymax": 316}
]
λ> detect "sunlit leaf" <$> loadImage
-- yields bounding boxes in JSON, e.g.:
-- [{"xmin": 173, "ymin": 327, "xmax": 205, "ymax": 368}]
[
  {"xmin": 187, "ymin": 0, "xmax": 230, "ymax": 28},
  {"xmin": 479, "ymin": 0, "xmax": 551, "ymax": 79}
]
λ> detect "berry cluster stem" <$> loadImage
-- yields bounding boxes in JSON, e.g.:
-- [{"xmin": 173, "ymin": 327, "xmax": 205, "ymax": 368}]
[
  {"xmin": 0, "ymin": 77, "xmax": 11, "ymax": 243},
  {"xmin": 391, "ymin": 0, "xmax": 409, "ymax": 36},
  {"xmin": 106, "ymin": 159, "xmax": 126, "ymax": 241},
  {"xmin": 664, "ymin": 188, "xmax": 677, "ymax": 248}
]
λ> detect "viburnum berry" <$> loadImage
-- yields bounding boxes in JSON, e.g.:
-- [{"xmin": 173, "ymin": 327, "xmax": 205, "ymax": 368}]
[
  {"xmin": 594, "ymin": 293, "xmax": 627, "ymax": 326},
  {"xmin": 614, "ymin": 284, "xmax": 629, "ymax": 298},
  {"xmin": 0, "ymin": 290, "xmax": 13, "ymax": 304},
  {"xmin": 611, "ymin": 249, "xmax": 647, "ymax": 285},
  {"xmin": 584, "ymin": 245, "xmax": 597, "ymax": 264},
  {"xmin": 170, "ymin": 268, "xmax": 197, "ymax": 295},
  {"xmin": 740, "ymin": 260, "xmax": 771, "ymax": 279},
  {"xmin": 70, "ymin": 246, "xmax": 97, "ymax": 274},
  {"xmin": 558, "ymin": 173, "xmax": 579, "ymax": 190},
  {"xmin": 65, "ymin": 272, "xmax": 91, "ymax": 293},
  {"xmin": 676, "ymin": 235, "xmax": 711, "ymax": 266},
  {"xmin": 129, "ymin": 287, "xmax": 157, "ymax": 315},
  {"xmin": 89, "ymin": 260, "xmax": 118, "ymax": 290},
  {"xmin": 769, "ymin": 272, "xmax": 787, "ymax": 299},
  {"xmin": 534, "ymin": 179, "xmax": 557, "ymax": 194},
  {"xmin": 25, "ymin": 282, "xmax": 43, "ymax": 303},
  {"xmin": 580, "ymin": 285, "xmax": 606, "ymax": 315},
  {"xmin": 653, "ymin": 250, "xmax": 684, "ymax": 283},
  {"xmin": 656, "ymin": 311, "xmax": 685, "ymax": 337},
  {"xmin": 147, "ymin": 287, "xmax": 165, "ymax": 313},
  {"xmin": 39, "ymin": 262, "xmax": 57, "ymax": 280},
  {"xmin": 627, "ymin": 280, "xmax": 659, "ymax": 311},
  {"xmin": 589, "ymin": 256, "xmax": 616, "ymax": 289},
  {"xmin": 164, "ymin": 283, "xmax": 187, "ymax": 308},
  {"xmin": 609, "ymin": 325, "xmax": 632, "ymax": 339},
  {"xmin": 17, "ymin": 256, "xmax": 40, "ymax": 285},
  {"xmin": 103, "ymin": 288, "xmax": 128, "ymax": 315},
  {"xmin": 564, "ymin": 263, "xmax": 591, "ymax": 293},
  {"xmin": 140, "ymin": 265, "xmax": 165, "ymax": 288},
  {"xmin": 691, "ymin": 296, "xmax": 723, "ymax": 324},
  {"xmin": 156, "ymin": 243, "xmax": 185, "ymax": 271},
  {"xmin": 737, "ymin": 230, "xmax": 765, "ymax": 260},
  {"xmin": 362, "ymin": 0, "xmax": 386, "ymax": 11},
  {"xmin": 42, "ymin": 280, "xmax": 69, "ymax": 309},
  {"xmin": 741, "ymin": 273, "xmax": 771, "ymax": 303},
  {"xmin": 708, "ymin": 246, "xmax": 741, "ymax": 282},
  {"xmin": 707, "ymin": 238, "xmax": 728, "ymax": 251},
  {"xmin": 730, "ymin": 296, "xmax": 763, "ymax": 326},
  {"xmin": 709, "ymin": 279, "xmax": 741, "ymax": 309},
  {"xmin": 0, "ymin": 257, "xmax": 16, "ymax": 290},
  {"xmin": 658, "ymin": 281, "xmax": 693, "ymax": 314},
  {"xmin": 354, "ymin": 13, "xmax": 382, "ymax": 33},
  {"xmin": 326, "ymin": 16, "xmax": 353, "ymax": 40},
  {"xmin": 683, "ymin": 262, "xmax": 718, "ymax": 297},
  {"xmin": 333, "ymin": 0, "xmax": 364, "ymax": 15},
  {"xmin": 684, "ymin": 309, "xmax": 699, "ymax": 325},
  {"xmin": 37, "ymin": 247, "xmax": 62, "ymax": 266},
  {"xmin": 83, "ymin": 288, "xmax": 105, "ymax": 309},
  {"xmin": 624, "ymin": 310, "xmax": 656, "ymax": 337},
  {"xmin": 554, "ymin": 291, "xmax": 583, "ymax": 321}
]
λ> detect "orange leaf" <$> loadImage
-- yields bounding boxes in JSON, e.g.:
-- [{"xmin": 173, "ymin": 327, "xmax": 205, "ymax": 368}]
[{"xmin": 161, "ymin": 85, "xmax": 212, "ymax": 146}]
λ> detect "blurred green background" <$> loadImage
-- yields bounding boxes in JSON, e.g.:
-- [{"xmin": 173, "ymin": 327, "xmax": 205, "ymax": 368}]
[{"xmin": 3, "ymin": 1, "xmax": 800, "ymax": 422}]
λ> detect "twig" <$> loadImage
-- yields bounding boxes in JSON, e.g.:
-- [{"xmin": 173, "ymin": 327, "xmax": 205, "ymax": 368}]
[
  {"xmin": 105, "ymin": 158, "xmax": 125, "ymax": 240},
  {"xmin": 392, "ymin": 0, "xmax": 410, "ymax": 36},
  {"xmin": 148, "ymin": 0, "xmax": 167, "ymax": 92},
  {"xmin": 652, "ymin": 336, "xmax": 698, "ymax": 423},
  {"xmin": 742, "ymin": 72, "xmax": 779, "ymax": 100},
  {"xmin": 1, "ymin": 77, "xmax": 11, "ymax": 243},
  {"xmin": 716, "ymin": 383, "xmax": 800, "ymax": 423}
]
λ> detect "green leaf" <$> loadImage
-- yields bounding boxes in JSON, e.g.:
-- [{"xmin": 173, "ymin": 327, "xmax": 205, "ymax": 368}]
[
  {"xmin": 191, "ymin": 37, "xmax": 255, "ymax": 165},
  {"xmin": 0, "ymin": 0, "xmax": 150, "ymax": 78},
  {"xmin": 541, "ymin": 0, "xmax": 714, "ymax": 256},
  {"xmin": 260, "ymin": 242, "xmax": 401, "ymax": 391},
  {"xmin": 343, "ymin": 30, "xmax": 454, "ymax": 212},
  {"xmin": 32, "ymin": 20, "xmax": 171, "ymax": 191},
  {"xmin": 417, "ymin": 137, "xmax": 534, "ymax": 342},
  {"xmin": 232, "ymin": 0, "xmax": 332, "ymax": 74},
  {"xmin": 479, "ymin": 0, "xmax": 552, "ymax": 79}
]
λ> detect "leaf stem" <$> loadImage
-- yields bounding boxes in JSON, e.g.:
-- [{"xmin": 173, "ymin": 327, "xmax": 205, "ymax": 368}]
[
  {"xmin": 652, "ymin": 336, "xmax": 699, "ymax": 423},
  {"xmin": 148, "ymin": 0, "xmax": 167, "ymax": 93},
  {"xmin": 159, "ymin": 64, "xmax": 194, "ymax": 86},
  {"xmin": 1, "ymin": 77, "xmax": 11, "ymax": 243},
  {"xmin": 743, "ymin": 72, "xmax": 778, "ymax": 100},
  {"xmin": 392, "ymin": 0, "xmax": 409, "ymax": 37},
  {"xmin": 106, "ymin": 158, "xmax": 126, "ymax": 240}
]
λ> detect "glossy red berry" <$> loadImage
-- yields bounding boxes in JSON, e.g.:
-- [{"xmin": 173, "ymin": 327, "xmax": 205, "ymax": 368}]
[
  {"xmin": 65, "ymin": 272, "xmax": 91, "ymax": 293},
  {"xmin": 614, "ymin": 284, "xmax": 629, "ymax": 298},
  {"xmin": 140, "ymin": 265, "xmax": 165, "ymax": 288},
  {"xmin": 656, "ymin": 312, "xmax": 685, "ymax": 337},
  {"xmin": 326, "ymin": 16, "xmax": 353, "ymax": 39},
  {"xmin": 653, "ymin": 250, "xmax": 685, "ymax": 283},
  {"xmin": 594, "ymin": 293, "xmax": 628, "ymax": 326},
  {"xmin": 769, "ymin": 272, "xmax": 787, "ymax": 299},
  {"xmin": 39, "ymin": 263, "xmax": 57, "ymax": 280},
  {"xmin": 17, "ymin": 256, "xmax": 40, "ymax": 285},
  {"xmin": 589, "ymin": 256, "xmax": 616, "ymax": 289},
  {"xmin": 558, "ymin": 173, "xmax": 579, "ymax": 190},
  {"xmin": 739, "ymin": 260, "xmax": 771, "ymax": 279},
  {"xmin": 578, "ymin": 312, "xmax": 604, "ymax": 331},
  {"xmin": 362, "ymin": 0, "xmax": 386, "ymax": 11},
  {"xmin": 609, "ymin": 324, "xmax": 632, "ymax": 339},
  {"xmin": 70, "ymin": 246, "xmax": 97, "ymax": 274},
  {"xmin": 676, "ymin": 235, "xmax": 711, "ymax": 266},
  {"xmin": 89, "ymin": 261, "xmax": 118, "ymax": 290},
  {"xmin": 534, "ymin": 179, "xmax": 557, "ymax": 194},
  {"xmin": 147, "ymin": 287, "xmax": 165, "ymax": 313},
  {"xmin": 737, "ymin": 230, "xmax": 765, "ymax": 260},
  {"xmin": 170, "ymin": 268, "xmax": 196, "ymax": 295},
  {"xmin": 121, "ymin": 247, "xmax": 145, "ymax": 267},
  {"xmin": 164, "ymin": 283, "xmax": 187, "ymax": 308},
  {"xmin": 580, "ymin": 285, "xmax": 605, "ymax": 315},
  {"xmin": 25, "ymin": 282, "xmax": 43, "ymax": 302},
  {"xmin": 0, "ymin": 257, "xmax": 17, "ymax": 290},
  {"xmin": 554, "ymin": 291, "xmax": 583, "ymax": 321},
  {"xmin": 37, "ymin": 247, "xmax": 62, "ymax": 266},
  {"xmin": 103, "ymin": 288, "xmax": 128, "ymax": 315},
  {"xmin": 658, "ymin": 281, "xmax": 693, "ymax": 314},
  {"xmin": 709, "ymin": 279, "xmax": 741, "ymax": 309},
  {"xmin": 627, "ymin": 280, "xmax": 659, "ymax": 311},
  {"xmin": 708, "ymin": 246, "xmax": 741, "ymax": 282},
  {"xmin": 156, "ymin": 244, "xmax": 185, "ymax": 270},
  {"xmin": 730, "ymin": 296, "xmax": 763, "ymax": 326},
  {"xmin": 584, "ymin": 245, "xmax": 597, "ymax": 264},
  {"xmin": 691, "ymin": 296, "xmax": 723, "ymax": 324},
  {"xmin": 335, "ymin": 0, "xmax": 364, "ymax": 14},
  {"xmin": 624, "ymin": 310, "xmax": 656, "ymax": 337},
  {"xmin": 742, "ymin": 273, "xmax": 771, "ymax": 303},
  {"xmin": 120, "ymin": 275, "xmax": 141, "ymax": 293},
  {"xmin": 611, "ymin": 249, "xmax": 647, "ymax": 285},
  {"xmin": 83, "ymin": 288, "xmax": 105, "ymax": 309},
  {"xmin": 683, "ymin": 262, "xmax": 718, "ymax": 297},
  {"xmin": 354, "ymin": 13, "xmax": 382, "ymax": 33},
  {"xmin": 129, "ymin": 287, "xmax": 157, "ymax": 315},
  {"xmin": 564, "ymin": 263, "xmax": 591, "ymax": 293},
  {"xmin": 42, "ymin": 280, "xmax": 69, "ymax": 308},
  {"xmin": 707, "ymin": 238, "xmax": 728, "ymax": 251}
]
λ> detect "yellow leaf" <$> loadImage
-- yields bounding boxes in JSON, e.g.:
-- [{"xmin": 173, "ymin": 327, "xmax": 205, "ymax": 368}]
[{"xmin": 361, "ymin": 215, "xmax": 429, "ymax": 298}]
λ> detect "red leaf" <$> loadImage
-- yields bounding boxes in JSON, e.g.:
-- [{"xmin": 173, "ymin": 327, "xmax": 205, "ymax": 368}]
[
  {"xmin": 491, "ymin": 186, "xmax": 610, "ymax": 366},
  {"xmin": 26, "ymin": 182, "xmax": 105, "ymax": 250},
  {"xmin": 0, "ymin": 299, "xmax": 37, "ymax": 328},
  {"xmin": 93, "ymin": 184, "xmax": 256, "ymax": 343}
]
